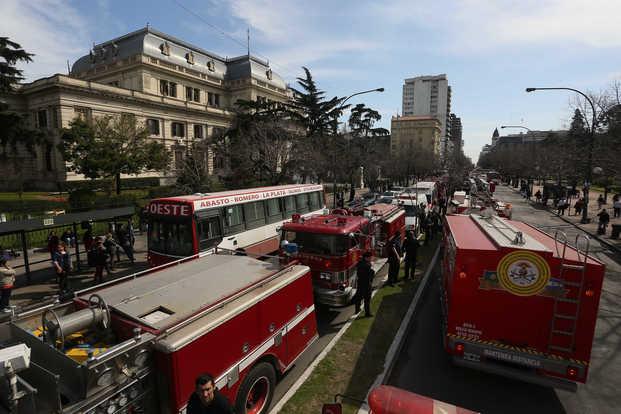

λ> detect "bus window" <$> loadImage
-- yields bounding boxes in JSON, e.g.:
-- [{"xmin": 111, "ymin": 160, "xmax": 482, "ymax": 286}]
[
  {"xmin": 148, "ymin": 219, "xmax": 194, "ymax": 256},
  {"xmin": 309, "ymin": 191, "xmax": 321, "ymax": 210},
  {"xmin": 266, "ymin": 198, "xmax": 282, "ymax": 223},
  {"xmin": 197, "ymin": 217, "xmax": 222, "ymax": 251},
  {"xmin": 296, "ymin": 194, "xmax": 309, "ymax": 213},
  {"xmin": 244, "ymin": 201, "xmax": 266, "ymax": 229},
  {"xmin": 224, "ymin": 205, "xmax": 244, "ymax": 234},
  {"xmin": 283, "ymin": 196, "xmax": 296, "ymax": 216}
]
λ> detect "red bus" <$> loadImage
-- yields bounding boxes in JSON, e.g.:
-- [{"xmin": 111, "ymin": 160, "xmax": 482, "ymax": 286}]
[{"xmin": 145, "ymin": 184, "xmax": 325, "ymax": 266}]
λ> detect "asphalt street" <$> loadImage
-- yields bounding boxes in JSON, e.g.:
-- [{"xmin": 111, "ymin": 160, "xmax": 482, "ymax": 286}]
[{"xmin": 387, "ymin": 185, "xmax": 621, "ymax": 414}]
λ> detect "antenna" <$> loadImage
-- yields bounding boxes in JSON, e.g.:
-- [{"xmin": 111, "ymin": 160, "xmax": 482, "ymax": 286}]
[{"xmin": 247, "ymin": 28, "xmax": 250, "ymax": 57}]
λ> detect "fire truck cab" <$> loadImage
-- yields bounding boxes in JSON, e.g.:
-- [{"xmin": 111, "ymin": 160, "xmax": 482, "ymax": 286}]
[
  {"xmin": 442, "ymin": 214, "xmax": 604, "ymax": 390},
  {"xmin": 280, "ymin": 213, "xmax": 373, "ymax": 306},
  {"xmin": 0, "ymin": 253, "xmax": 317, "ymax": 414}
]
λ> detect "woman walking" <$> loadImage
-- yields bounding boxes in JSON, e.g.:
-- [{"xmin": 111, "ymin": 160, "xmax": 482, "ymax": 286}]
[{"xmin": 0, "ymin": 257, "xmax": 16, "ymax": 312}]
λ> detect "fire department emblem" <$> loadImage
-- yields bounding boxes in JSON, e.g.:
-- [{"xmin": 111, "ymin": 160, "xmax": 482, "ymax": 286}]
[{"xmin": 496, "ymin": 251, "xmax": 551, "ymax": 296}]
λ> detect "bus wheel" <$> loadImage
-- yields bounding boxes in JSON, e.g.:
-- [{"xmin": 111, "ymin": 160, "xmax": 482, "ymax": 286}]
[{"xmin": 235, "ymin": 362, "xmax": 276, "ymax": 414}]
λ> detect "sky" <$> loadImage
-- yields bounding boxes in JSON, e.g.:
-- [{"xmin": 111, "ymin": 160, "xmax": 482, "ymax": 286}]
[{"xmin": 3, "ymin": 0, "xmax": 621, "ymax": 162}]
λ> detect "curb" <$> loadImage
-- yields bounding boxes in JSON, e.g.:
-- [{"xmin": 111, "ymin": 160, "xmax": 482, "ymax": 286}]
[
  {"xmin": 356, "ymin": 244, "xmax": 442, "ymax": 414},
  {"xmin": 267, "ymin": 261, "xmax": 387, "ymax": 414}
]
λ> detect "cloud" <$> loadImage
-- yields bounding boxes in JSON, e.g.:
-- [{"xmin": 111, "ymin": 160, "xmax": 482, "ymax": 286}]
[
  {"xmin": 375, "ymin": 0, "xmax": 621, "ymax": 53},
  {"xmin": 1, "ymin": 0, "xmax": 90, "ymax": 80}
]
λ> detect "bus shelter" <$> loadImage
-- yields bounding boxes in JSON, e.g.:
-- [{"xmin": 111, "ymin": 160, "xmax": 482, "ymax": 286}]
[{"xmin": 0, "ymin": 206, "xmax": 134, "ymax": 281}]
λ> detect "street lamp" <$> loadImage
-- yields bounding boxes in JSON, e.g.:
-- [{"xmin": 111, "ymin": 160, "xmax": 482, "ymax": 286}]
[
  {"xmin": 526, "ymin": 87, "xmax": 597, "ymax": 224},
  {"xmin": 332, "ymin": 87, "xmax": 385, "ymax": 208},
  {"xmin": 501, "ymin": 125, "xmax": 532, "ymax": 132}
]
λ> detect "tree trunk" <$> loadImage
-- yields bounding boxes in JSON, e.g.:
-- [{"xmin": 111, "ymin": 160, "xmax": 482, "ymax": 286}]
[{"xmin": 115, "ymin": 173, "xmax": 122, "ymax": 195}]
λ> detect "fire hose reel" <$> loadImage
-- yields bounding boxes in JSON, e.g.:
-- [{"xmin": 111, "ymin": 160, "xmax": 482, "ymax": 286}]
[{"xmin": 42, "ymin": 294, "xmax": 111, "ymax": 349}]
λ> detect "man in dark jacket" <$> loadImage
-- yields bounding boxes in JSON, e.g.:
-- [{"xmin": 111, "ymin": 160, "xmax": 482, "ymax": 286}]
[
  {"xmin": 187, "ymin": 373, "xmax": 234, "ymax": 414},
  {"xmin": 386, "ymin": 237, "xmax": 401, "ymax": 286},
  {"xmin": 354, "ymin": 251, "xmax": 374, "ymax": 317},
  {"xmin": 402, "ymin": 231, "xmax": 419, "ymax": 280}
]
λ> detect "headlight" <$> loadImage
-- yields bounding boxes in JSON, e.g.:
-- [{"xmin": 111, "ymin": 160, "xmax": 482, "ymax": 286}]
[
  {"xmin": 106, "ymin": 404, "xmax": 116, "ymax": 414},
  {"xmin": 118, "ymin": 394, "xmax": 128, "ymax": 407}
]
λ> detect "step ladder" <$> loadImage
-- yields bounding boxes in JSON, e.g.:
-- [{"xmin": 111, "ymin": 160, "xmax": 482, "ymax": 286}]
[{"xmin": 547, "ymin": 231, "xmax": 590, "ymax": 354}]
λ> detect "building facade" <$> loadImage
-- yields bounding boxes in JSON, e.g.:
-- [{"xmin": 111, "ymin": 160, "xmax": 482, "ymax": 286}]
[
  {"xmin": 390, "ymin": 115, "xmax": 441, "ymax": 157},
  {"xmin": 448, "ymin": 113, "xmax": 463, "ymax": 156},
  {"xmin": 1, "ymin": 27, "xmax": 289, "ymax": 190},
  {"xmin": 402, "ymin": 74, "xmax": 451, "ymax": 159}
]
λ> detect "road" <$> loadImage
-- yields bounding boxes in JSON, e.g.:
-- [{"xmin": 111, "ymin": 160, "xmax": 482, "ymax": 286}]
[
  {"xmin": 268, "ymin": 261, "xmax": 388, "ymax": 412},
  {"xmin": 388, "ymin": 185, "xmax": 621, "ymax": 414}
]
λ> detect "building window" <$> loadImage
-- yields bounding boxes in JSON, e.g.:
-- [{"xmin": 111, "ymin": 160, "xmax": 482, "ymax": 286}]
[
  {"xmin": 186, "ymin": 87, "xmax": 200, "ymax": 102},
  {"xmin": 207, "ymin": 60, "xmax": 215, "ymax": 71},
  {"xmin": 37, "ymin": 110, "xmax": 47, "ymax": 128},
  {"xmin": 146, "ymin": 119, "xmax": 160, "ymax": 136},
  {"xmin": 257, "ymin": 95, "xmax": 267, "ymax": 104},
  {"xmin": 208, "ymin": 92, "xmax": 220, "ymax": 107},
  {"xmin": 108, "ymin": 80, "xmax": 120, "ymax": 87},
  {"xmin": 174, "ymin": 149, "xmax": 184, "ymax": 170},
  {"xmin": 186, "ymin": 52, "xmax": 194, "ymax": 64},
  {"xmin": 214, "ymin": 156, "xmax": 224, "ymax": 169},
  {"xmin": 194, "ymin": 124, "xmax": 204, "ymax": 139},
  {"xmin": 51, "ymin": 108, "xmax": 59, "ymax": 128},
  {"xmin": 171, "ymin": 122, "xmax": 185, "ymax": 137},
  {"xmin": 160, "ymin": 42, "xmax": 170, "ymax": 56},
  {"xmin": 160, "ymin": 80, "xmax": 177, "ymax": 97}
]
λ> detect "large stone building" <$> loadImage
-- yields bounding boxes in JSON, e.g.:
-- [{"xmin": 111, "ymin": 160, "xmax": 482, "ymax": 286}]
[
  {"xmin": 1, "ymin": 27, "xmax": 290, "ymax": 190},
  {"xmin": 401, "ymin": 74, "xmax": 451, "ymax": 159},
  {"xmin": 390, "ymin": 115, "xmax": 441, "ymax": 157}
]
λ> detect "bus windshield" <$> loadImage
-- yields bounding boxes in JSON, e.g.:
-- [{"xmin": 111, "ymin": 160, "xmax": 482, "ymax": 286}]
[
  {"xmin": 283, "ymin": 231, "xmax": 350, "ymax": 256},
  {"xmin": 148, "ymin": 217, "xmax": 194, "ymax": 257}
]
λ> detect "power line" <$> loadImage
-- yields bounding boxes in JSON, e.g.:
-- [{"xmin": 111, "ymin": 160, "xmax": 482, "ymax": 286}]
[{"xmin": 171, "ymin": 0, "xmax": 298, "ymax": 80}]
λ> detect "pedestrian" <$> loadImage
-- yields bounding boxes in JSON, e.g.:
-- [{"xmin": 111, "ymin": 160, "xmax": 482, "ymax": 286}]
[
  {"xmin": 116, "ymin": 225, "xmax": 135, "ymax": 263},
  {"xmin": 402, "ymin": 231, "xmax": 419, "ymax": 280},
  {"xmin": 386, "ymin": 237, "xmax": 401, "ymax": 286},
  {"xmin": 61, "ymin": 229, "xmax": 72, "ymax": 248},
  {"xmin": 83, "ymin": 227, "xmax": 94, "ymax": 254},
  {"xmin": 47, "ymin": 230, "xmax": 59, "ymax": 259},
  {"xmin": 354, "ymin": 251, "xmax": 374, "ymax": 317},
  {"xmin": 613, "ymin": 196, "xmax": 621, "ymax": 219},
  {"xmin": 52, "ymin": 242, "xmax": 72, "ymax": 293},
  {"xmin": 597, "ymin": 194, "xmax": 605, "ymax": 210},
  {"xmin": 187, "ymin": 373, "xmax": 234, "ymax": 414},
  {"xmin": 557, "ymin": 197, "xmax": 567, "ymax": 216},
  {"xmin": 535, "ymin": 190, "xmax": 542, "ymax": 204},
  {"xmin": 426, "ymin": 213, "xmax": 436, "ymax": 243},
  {"xmin": 574, "ymin": 198, "xmax": 584, "ymax": 217},
  {"xmin": 103, "ymin": 233, "xmax": 118, "ymax": 269},
  {"xmin": 597, "ymin": 209, "xmax": 610, "ymax": 235},
  {"xmin": 0, "ymin": 256, "xmax": 16, "ymax": 313},
  {"xmin": 91, "ymin": 237, "xmax": 110, "ymax": 284}
]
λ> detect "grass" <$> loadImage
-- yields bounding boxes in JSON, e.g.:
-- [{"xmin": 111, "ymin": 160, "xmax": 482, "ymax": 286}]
[
  {"xmin": 0, "ymin": 192, "xmax": 56, "ymax": 201},
  {"xmin": 279, "ymin": 242, "xmax": 438, "ymax": 414}
]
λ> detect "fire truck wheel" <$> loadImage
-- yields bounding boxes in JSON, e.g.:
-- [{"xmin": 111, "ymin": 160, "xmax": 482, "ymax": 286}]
[{"xmin": 235, "ymin": 362, "xmax": 276, "ymax": 414}]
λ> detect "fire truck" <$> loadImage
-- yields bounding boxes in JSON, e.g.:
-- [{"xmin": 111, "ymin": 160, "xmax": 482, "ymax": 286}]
[
  {"xmin": 364, "ymin": 203, "xmax": 406, "ymax": 257},
  {"xmin": 0, "ymin": 253, "xmax": 317, "ymax": 413},
  {"xmin": 441, "ymin": 214, "xmax": 605, "ymax": 390}
]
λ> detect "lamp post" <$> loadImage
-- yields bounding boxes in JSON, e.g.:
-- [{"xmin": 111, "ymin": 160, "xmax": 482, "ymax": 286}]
[
  {"xmin": 501, "ymin": 125, "xmax": 532, "ymax": 132},
  {"xmin": 332, "ymin": 87, "xmax": 385, "ymax": 208},
  {"xmin": 525, "ymin": 87, "xmax": 597, "ymax": 224}
]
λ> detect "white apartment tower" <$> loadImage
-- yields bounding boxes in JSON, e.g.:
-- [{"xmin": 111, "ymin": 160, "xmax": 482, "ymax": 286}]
[{"xmin": 402, "ymin": 74, "xmax": 451, "ymax": 159}]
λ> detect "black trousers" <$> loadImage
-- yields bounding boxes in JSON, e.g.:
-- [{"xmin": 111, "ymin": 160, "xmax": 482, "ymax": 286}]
[
  {"xmin": 0, "ymin": 288, "xmax": 11, "ymax": 309},
  {"xmin": 57, "ymin": 271, "xmax": 68, "ymax": 292},
  {"xmin": 404, "ymin": 259, "xmax": 417, "ymax": 279},
  {"xmin": 388, "ymin": 260, "xmax": 400, "ymax": 284},
  {"xmin": 354, "ymin": 288, "xmax": 371, "ymax": 316}
]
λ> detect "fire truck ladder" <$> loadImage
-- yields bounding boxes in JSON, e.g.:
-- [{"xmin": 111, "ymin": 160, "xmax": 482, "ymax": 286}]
[{"xmin": 547, "ymin": 231, "xmax": 590, "ymax": 354}]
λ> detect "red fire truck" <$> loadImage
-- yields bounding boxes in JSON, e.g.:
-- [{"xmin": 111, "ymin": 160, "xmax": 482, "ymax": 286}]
[
  {"xmin": 1, "ymin": 253, "xmax": 317, "ymax": 413},
  {"xmin": 364, "ymin": 203, "xmax": 406, "ymax": 257},
  {"xmin": 442, "ymin": 214, "xmax": 605, "ymax": 390}
]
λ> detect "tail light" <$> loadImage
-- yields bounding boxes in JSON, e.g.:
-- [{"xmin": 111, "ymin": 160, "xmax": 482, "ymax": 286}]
[
  {"xmin": 585, "ymin": 289, "xmax": 595, "ymax": 297},
  {"xmin": 458, "ymin": 271, "xmax": 467, "ymax": 280},
  {"xmin": 455, "ymin": 343, "xmax": 465, "ymax": 355},
  {"xmin": 567, "ymin": 366, "xmax": 578, "ymax": 378}
]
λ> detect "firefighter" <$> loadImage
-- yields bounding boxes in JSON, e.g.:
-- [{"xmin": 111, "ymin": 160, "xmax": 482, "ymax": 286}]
[
  {"xmin": 354, "ymin": 251, "xmax": 374, "ymax": 317},
  {"xmin": 402, "ymin": 231, "xmax": 419, "ymax": 280},
  {"xmin": 187, "ymin": 373, "xmax": 234, "ymax": 414},
  {"xmin": 387, "ymin": 237, "xmax": 401, "ymax": 286}
]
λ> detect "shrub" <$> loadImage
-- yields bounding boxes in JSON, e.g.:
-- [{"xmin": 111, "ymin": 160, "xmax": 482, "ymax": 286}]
[{"xmin": 68, "ymin": 189, "xmax": 97, "ymax": 210}]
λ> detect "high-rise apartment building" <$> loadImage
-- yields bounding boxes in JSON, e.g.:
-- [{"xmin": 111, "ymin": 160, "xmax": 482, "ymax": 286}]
[
  {"xmin": 449, "ymin": 113, "xmax": 462, "ymax": 155},
  {"xmin": 402, "ymin": 74, "xmax": 451, "ymax": 159}
]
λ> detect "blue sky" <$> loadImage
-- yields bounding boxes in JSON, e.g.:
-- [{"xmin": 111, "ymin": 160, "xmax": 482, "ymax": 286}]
[{"xmin": 4, "ymin": 0, "xmax": 621, "ymax": 162}]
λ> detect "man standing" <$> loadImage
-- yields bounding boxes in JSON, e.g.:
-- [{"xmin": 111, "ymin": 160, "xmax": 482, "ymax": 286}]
[
  {"xmin": 402, "ymin": 231, "xmax": 419, "ymax": 280},
  {"xmin": 597, "ymin": 209, "xmax": 610, "ymax": 235},
  {"xmin": 354, "ymin": 252, "xmax": 374, "ymax": 317},
  {"xmin": 386, "ymin": 237, "xmax": 401, "ymax": 286},
  {"xmin": 187, "ymin": 373, "xmax": 234, "ymax": 414}
]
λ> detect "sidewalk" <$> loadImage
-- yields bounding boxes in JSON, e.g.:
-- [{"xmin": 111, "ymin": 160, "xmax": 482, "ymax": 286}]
[
  {"xmin": 2, "ymin": 233, "xmax": 149, "ymax": 316},
  {"xmin": 512, "ymin": 184, "xmax": 621, "ymax": 253}
]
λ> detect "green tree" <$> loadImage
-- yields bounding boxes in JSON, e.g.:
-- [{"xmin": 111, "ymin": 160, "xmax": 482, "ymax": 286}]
[
  {"xmin": 175, "ymin": 143, "xmax": 223, "ymax": 194},
  {"xmin": 60, "ymin": 114, "xmax": 170, "ymax": 194},
  {"xmin": 289, "ymin": 67, "xmax": 346, "ymax": 138}
]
